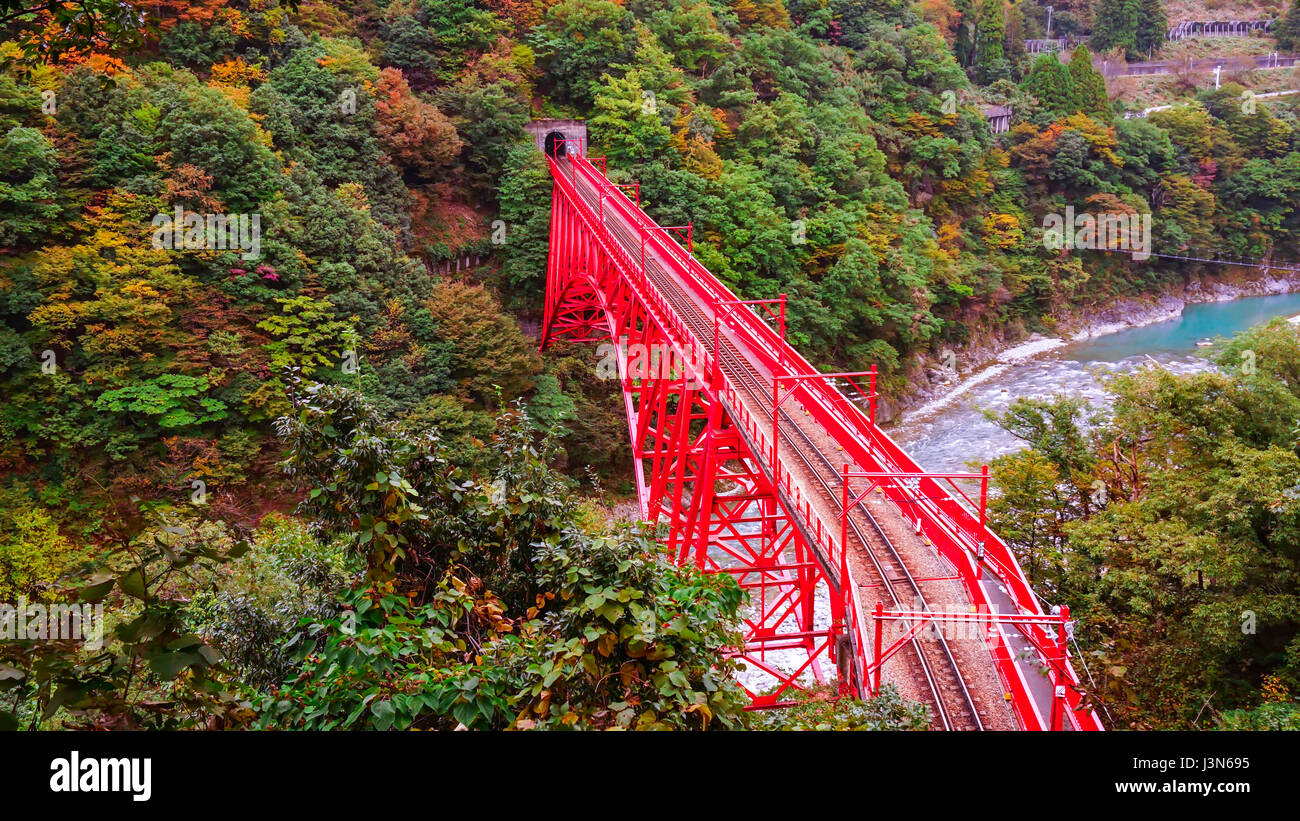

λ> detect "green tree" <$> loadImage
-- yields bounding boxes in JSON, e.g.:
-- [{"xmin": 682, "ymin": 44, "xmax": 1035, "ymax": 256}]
[
  {"xmin": 1279, "ymin": 0, "xmax": 1300, "ymax": 51},
  {"xmin": 0, "ymin": 499, "xmax": 75, "ymax": 601},
  {"xmin": 987, "ymin": 449, "xmax": 1070, "ymax": 591},
  {"xmin": 95, "ymin": 374, "xmax": 229, "ymax": 430},
  {"xmin": 424, "ymin": 279, "xmax": 540, "ymax": 407},
  {"xmin": 644, "ymin": 1, "xmax": 729, "ymax": 73},
  {"xmin": 975, "ymin": 0, "xmax": 1007, "ymax": 82},
  {"xmin": 1067, "ymin": 46, "xmax": 1110, "ymax": 121},
  {"xmin": 1133, "ymin": 0, "xmax": 1167, "ymax": 56},
  {"xmin": 530, "ymin": 0, "xmax": 634, "ymax": 108},
  {"xmin": 1090, "ymin": 0, "xmax": 1137, "ymax": 53},
  {"xmin": 1021, "ymin": 53, "xmax": 1076, "ymax": 119},
  {"xmin": 495, "ymin": 143, "xmax": 554, "ymax": 304},
  {"xmin": 590, "ymin": 71, "xmax": 675, "ymax": 167},
  {"xmin": 435, "ymin": 47, "xmax": 531, "ymax": 191},
  {"xmin": 989, "ymin": 395, "xmax": 1097, "ymax": 495},
  {"xmin": 0, "ymin": 126, "xmax": 60, "ymax": 247}
]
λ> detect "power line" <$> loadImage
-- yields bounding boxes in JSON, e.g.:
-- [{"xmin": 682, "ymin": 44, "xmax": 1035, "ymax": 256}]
[{"xmin": 1093, "ymin": 245, "xmax": 1300, "ymax": 273}]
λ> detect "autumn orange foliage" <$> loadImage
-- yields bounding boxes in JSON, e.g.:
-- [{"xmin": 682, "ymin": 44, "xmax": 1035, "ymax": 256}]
[{"xmin": 373, "ymin": 67, "xmax": 464, "ymax": 178}]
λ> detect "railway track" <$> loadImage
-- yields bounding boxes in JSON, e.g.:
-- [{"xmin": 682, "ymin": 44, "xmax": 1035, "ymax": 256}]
[
  {"xmin": 710, "ymin": 330, "xmax": 982, "ymax": 731},
  {"xmin": 569, "ymin": 164, "xmax": 984, "ymax": 730}
]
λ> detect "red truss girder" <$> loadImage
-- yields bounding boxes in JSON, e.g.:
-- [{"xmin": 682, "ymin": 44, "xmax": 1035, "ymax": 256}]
[
  {"xmin": 540, "ymin": 169, "xmax": 850, "ymax": 707},
  {"xmin": 538, "ymin": 152, "xmax": 1104, "ymax": 729}
]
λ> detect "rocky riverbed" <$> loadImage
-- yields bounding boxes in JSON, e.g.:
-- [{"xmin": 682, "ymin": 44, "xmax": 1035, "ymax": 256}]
[{"xmin": 887, "ymin": 268, "xmax": 1300, "ymax": 423}]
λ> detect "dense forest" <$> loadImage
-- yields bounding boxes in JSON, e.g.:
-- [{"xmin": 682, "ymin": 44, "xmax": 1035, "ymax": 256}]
[{"xmin": 3, "ymin": 0, "xmax": 1300, "ymax": 730}]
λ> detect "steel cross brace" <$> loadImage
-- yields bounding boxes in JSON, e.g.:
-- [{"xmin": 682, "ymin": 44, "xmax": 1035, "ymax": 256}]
[
  {"xmin": 593, "ymin": 179, "xmax": 639, "ymax": 222},
  {"xmin": 868, "ymin": 603, "xmax": 1077, "ymax": 730},
  {"xmin": 769, "ymin": 369, "xmax": 877, "ymax": 490},
  {"xmin": 841, "ymin": 468, "xmax": 990, "ymax": 545},
  {"xmin": 712, "ymin": 296, "xmax": 788, "ymax": 382},
  {"xmin": 639, "ymin": 223, "xmax": 693, "ymax": 284}
]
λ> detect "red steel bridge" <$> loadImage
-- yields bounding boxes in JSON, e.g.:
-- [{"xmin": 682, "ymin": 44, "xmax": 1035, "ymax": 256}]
[{"xmin": 538, "ymin": 140, "xmax": 1105, "ymax": 731}]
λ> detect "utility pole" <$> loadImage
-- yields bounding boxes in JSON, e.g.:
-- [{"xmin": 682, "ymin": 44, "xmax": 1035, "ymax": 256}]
[{"xmin": 1046, "ymin": 6, "xmax": 1053, "ymax": 38}]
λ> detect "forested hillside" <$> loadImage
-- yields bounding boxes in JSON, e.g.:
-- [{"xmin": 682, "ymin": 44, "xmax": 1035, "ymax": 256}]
[{"xmin": 3, "ymin": 0, "xmax": 1300, "ymax": 730}]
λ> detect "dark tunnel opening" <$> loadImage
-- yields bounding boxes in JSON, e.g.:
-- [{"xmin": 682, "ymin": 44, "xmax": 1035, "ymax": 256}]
[{"xmin": 544, "ymin": 131, "xmax": 568, "ymax": 158}]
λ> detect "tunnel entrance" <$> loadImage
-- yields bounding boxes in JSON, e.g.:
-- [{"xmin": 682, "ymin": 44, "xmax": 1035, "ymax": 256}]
[
  {"xmin": 544, "ymin": 131, "xmax": 567, "ymax": 158},
  {"xmin": 526, "ymin": 119, "xmax": 587, "ymax": 158}
]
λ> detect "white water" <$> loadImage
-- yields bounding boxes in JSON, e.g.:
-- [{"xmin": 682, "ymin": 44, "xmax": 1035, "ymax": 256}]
[{"xmin": 890, "ymin": 291, "xmax": 1300, "ymax": 473}]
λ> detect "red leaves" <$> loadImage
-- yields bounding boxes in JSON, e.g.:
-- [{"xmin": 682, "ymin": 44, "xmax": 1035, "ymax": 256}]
[{"xmin": 373, "ymin": 67, "xmax": 464, "ymax": 179}]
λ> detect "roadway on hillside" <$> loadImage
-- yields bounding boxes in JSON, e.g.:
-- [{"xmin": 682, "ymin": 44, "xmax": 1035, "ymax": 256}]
[{"xmin": 1095, "ymin": 52, "xmax": 1296, "ymax": 77}]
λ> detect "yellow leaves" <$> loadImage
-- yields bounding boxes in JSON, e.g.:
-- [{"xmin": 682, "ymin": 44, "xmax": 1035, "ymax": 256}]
[
  {"xmin": 0, "ymin": 501, "xmax": 78, "ymax": 602},
  {"xmin": 204, "ymin": 56, "xmax": 262, "ymax": 109},
  {"xmin": 633, "ymin": 709, "xmax": 662, "ymax": 730},
  {"xmin": 935, "ymin": 222, "xmax": 963, "ymax": 256},
  {"xmin": 901, "ymin": 111, "xmax": 943, "ymax": 139},
  {"xmin": 242, "ymin": 380, "xmax": 291, "ymax": 420},
  {"xmin": 981, "ymin": 213, "xmax": 1025, "ymax": 250},
  {"xmin": 734, "ymin": 0, "xmax": 791, "ymax": 30},
  {"xmin": 27, "ymin": 302, "xmax": 82, "ymax": 336},
  {"xmin": 683, "ymin": 701, "xmax": 713, "ymax": 729},
  {"xmin": 210, "ymin": 58, "xmax": 267, "ymax": 88},
  {"xmin": 121, "ymin": 280, "xmax": 162, "ymax": 300},
  {"xmin": 251, "ymin": 122, "xmax": 276, "ymax": 148},
  {"xmin": 1045, "ymin": 113, "xmax": 1123, "ymax": 168},
  {"xmin": 680, "ymin": 138, "xmax": 723, "ymax": 181},
  {"xmin": 83, "ymin": 54, "xmax": 127, "ymax": 76},
  {"xmin": 526, "ymin": 591, "xmax": 556, "ymax": 620},
  {"xmin": 710, "ymin": 108, "xmax": 734, "ymax": 143},
  {"xmin": 619, "ymin": 660, "xmax": 643, "ymax": 688},
  {"xmin": 596, "ymin": 631, "xmax": 618, "ymax": 657},
  {"xmin": 208, "ymin": 83, "xmax": 251, "ymax": 111},
  {"xmin": 335, "ymin": 182, "xmax": 370, "ymax": 213},
  {"xmin": 315, "ymin": 38, "xmax": 382, "ymax": 84},
  {"xmin": 218, "ymin": 7, "xmax": 251, "ymax": 38},
  {"xmin": 1262, "ymin": 673, "xmax": 1290, "ymax": 704},
  {"xmin": 938, "ymin": 162, "xmax": 992, "ymax": 204}
]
